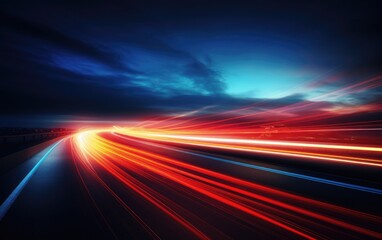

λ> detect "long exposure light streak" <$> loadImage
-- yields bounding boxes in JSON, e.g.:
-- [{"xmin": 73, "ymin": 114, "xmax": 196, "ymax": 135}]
[
  {"xmin": 142, "ymin": 133, "xmax": 382, "ymax": 152},
  {"xmin": 0, "ymin": 140, "xmax": 63, "ymax": 220},
  {"xmin": 115, "ymin": 129, "xmax": 382, "ymax": 168},
  {"xmin": 112, "ymin": 132, "xmax": 382, "ymax": 195},
  {"xmin": 61, "ymin": 77, "xmax": 382, "ymax": 238},
  {"xmin": 69, "ymin": 129, "xmax": 382, "ymax": 239}
]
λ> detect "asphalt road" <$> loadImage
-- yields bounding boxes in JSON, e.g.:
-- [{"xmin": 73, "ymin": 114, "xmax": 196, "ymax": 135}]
[{"xmin": 0, "ymin": 132, "xmax": 381, "ymax": 239}]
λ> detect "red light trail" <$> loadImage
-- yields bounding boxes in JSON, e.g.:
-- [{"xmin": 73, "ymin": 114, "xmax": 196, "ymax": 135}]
[
  {"xmin": 62, "ymin": 77, "xmax": 382, "ymax": 238},
  {"xmin": 68, "ymin": 122, "xmax": 382, "ymax": 239},
  {"xmin": 1, "ymin": 77, "xmax": 378, "ymax": 239}
]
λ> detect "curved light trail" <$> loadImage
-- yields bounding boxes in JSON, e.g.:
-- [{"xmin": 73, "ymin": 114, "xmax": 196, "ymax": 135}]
[
  {"xmin": 112, "ymin": 132, "xmax": 382, "ymax": 195},
  {"xmin": 68, "ymin": 129, "xmax": 382, "ymax": 239}
]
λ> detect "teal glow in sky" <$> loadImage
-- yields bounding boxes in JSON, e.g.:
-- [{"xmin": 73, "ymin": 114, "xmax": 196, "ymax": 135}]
[
  {"xmin": 2, "ymin": 0, "xmax": 381, "ymax": 121},
  {"xmin": 167, "ymin": 33, "xmax": 324, "ymax": 99}
]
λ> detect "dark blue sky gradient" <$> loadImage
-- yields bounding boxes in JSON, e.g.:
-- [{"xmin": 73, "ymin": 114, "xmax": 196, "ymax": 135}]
[{"xmin": 1, "ymin": 0, "xmax": 381, "ymax": 126}]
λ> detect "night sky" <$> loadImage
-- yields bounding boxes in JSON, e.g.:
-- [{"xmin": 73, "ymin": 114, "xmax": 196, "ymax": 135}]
[{"xmin": 1, "ymin": 0, "xmax": 381, "ymax": 127}]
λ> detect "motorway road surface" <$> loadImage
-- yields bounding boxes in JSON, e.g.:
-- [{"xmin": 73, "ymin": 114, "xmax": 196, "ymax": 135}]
[{"xmin": 0, "ymin": 131, "xmax": 381, "ymax": 239}]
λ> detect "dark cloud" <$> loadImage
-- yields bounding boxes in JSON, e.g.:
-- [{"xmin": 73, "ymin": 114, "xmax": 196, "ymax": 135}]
[
  {"xmin": 0, "ymin": 11, "xmax": 139, "ymax": 74},
  {"xmin": 0, "ymin": 11, "xmax": 226, "ymax": 117},
  {"xmin": 0, "ymin": 1, "xmax": 381, "ymax": 127},
  {"xmin": 182, "ymin": 60, "xmax": 225, "ymax": 94}
]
